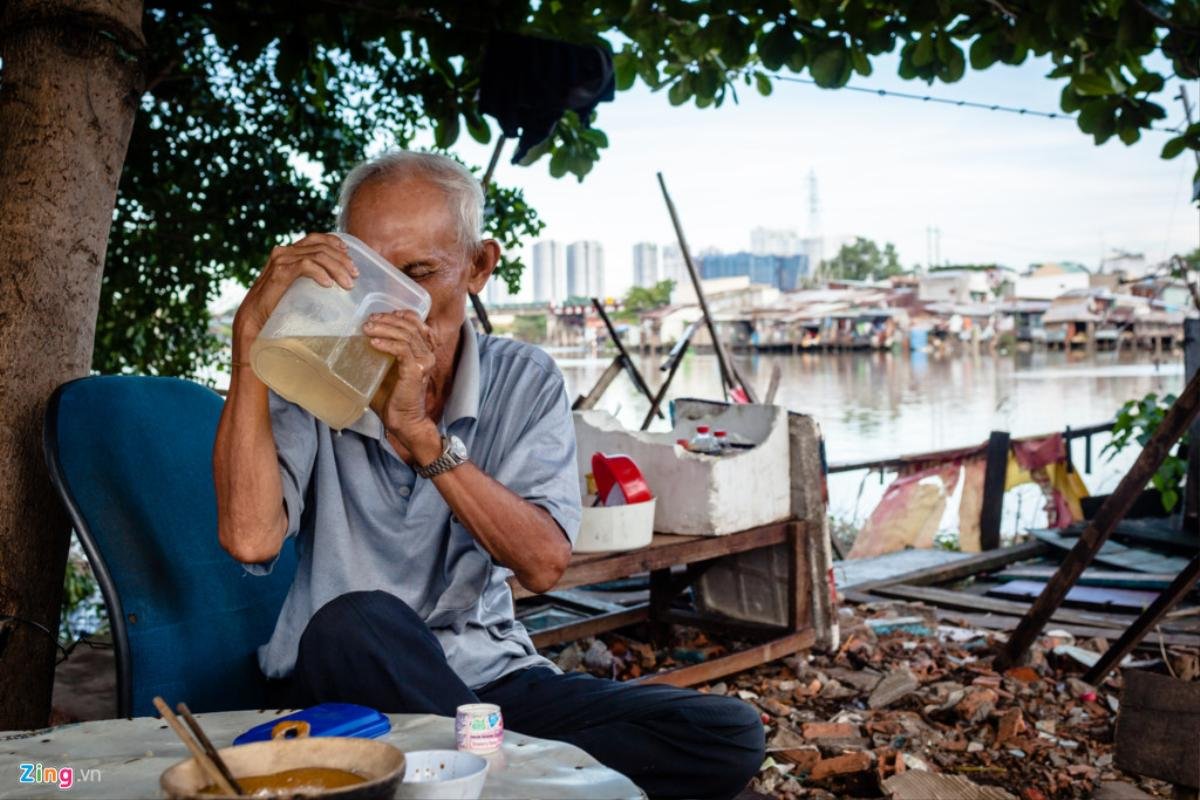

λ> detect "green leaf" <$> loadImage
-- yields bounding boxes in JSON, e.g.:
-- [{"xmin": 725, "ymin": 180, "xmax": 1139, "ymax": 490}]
[
  {"xmin": 614, "ymin": 51, "xmax": 638, "ymax": 91},
  {"xmin": 810, "ymin": 45, "xmax": 849, "ymax": 88},
  {"xmin": 939, "ymin": 43, "xmax": 965, "ymax": 82},
  {"xmin": 667, "ymin": 73, "xmax": 692, "ymax": 106},
  {"xmin": 913, "ymin": 35, "xmax": 934, "ymax": 67},
  {"xmin": 433, "ymin": 114, "xmax": 460, "ymax": 148},
  {"xmin": 1162, "ymin": 135, "xmax": 1189, "ymax": 159},
  {"xmin": 969, "ymin": 33, "xmax": 998, "ymax": 70},
  {"xmin": 755, "ymin": 72, "xmax": 772, "ymax": 96},
  {"xmin": 548, "ymin": 148, "xmax": 570, "ymax": 178},
  {"xmin": 1073, "ymin": 72, "xmax": 1119, "ymax": 96},
  {"xmin": 464, "ymin": 111, "xmax": 491, "ymax": 145},
  {"xmin": 759, "ymin": 26, "xmax": 795, "ymax": 72},
  {"xmin": 850, "ymin": 47, "xmax": 871, "ymax": 76},
  {"xmin": 786, "ymin": 42, "xmax": 809, "ymax": 73}
]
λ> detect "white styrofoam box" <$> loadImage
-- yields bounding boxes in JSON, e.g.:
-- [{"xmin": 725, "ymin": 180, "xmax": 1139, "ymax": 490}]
[
  {"xmin": 575, "ymin": 498, "xmax": 656, "ymax": 553},
  {"xmin": 572, "ymin": 404, "xmax": 790, "ymax": 536}
]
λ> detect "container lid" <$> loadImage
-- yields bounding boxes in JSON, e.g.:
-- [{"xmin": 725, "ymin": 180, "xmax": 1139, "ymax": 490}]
[
  {"xmin": 697, "ymin": 425, "xmax": 710, "ymax": 433},
  {"xmin": 336, "ymin": 232, "xmax": 432, "ymax": 320},
  {"xmin": 233, "ymin": 703, "xmax": 390, "ymax": 745}
]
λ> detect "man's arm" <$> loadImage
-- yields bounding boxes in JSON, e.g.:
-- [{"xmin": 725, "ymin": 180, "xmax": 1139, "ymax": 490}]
[
  {"xmin": 365, "ymin": 311, "xmax": 576, "ymax": 594},
  {"xmin": 213, "ymin": 366, "xmax": 289, "ymax": 564},
  {"xmin": 411, "ymin": 434, "xmax": 571, "ymax": 594},
  {"xmin": 214, "ymin": 233, "xmax": 356, "ymax": 564}
]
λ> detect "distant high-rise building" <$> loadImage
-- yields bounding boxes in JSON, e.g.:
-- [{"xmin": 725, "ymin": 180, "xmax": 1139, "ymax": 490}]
[
  {"xmin": 632, "ymin": 242, "xmax": 659, "ymax": 287},
  {"xmin": 699, "ymin": 251, "xmax": 809, "ymax": 291},
  {"xmin": 567, "ymin": 241, "xmax": 604, "ymax": 300},
  {"xmin": 750, "ymin": 227, "xmax": 803, "ymax": 256},
  {"xmin": 531, "ymin": 240, "xmax": 564, "ymax": 303},
  {"xmin": 661, "ymin": 244, "xmax": 684, "ymax": 285}
]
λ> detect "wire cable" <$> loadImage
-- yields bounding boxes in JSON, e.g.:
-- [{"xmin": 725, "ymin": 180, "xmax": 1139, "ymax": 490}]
[{"xmin": 770, "ymin": 73, "xmax": 1184, "ymax": 134}]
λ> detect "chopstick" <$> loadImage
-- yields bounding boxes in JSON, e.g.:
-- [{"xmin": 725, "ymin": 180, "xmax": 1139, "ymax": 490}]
[
  {"xmin": 177, "ymin": 702, "xmax": 244, "ymax": 796},
  {"xmin": 153, "ymin": 696, "xmax": 242, "ymax": 796}
]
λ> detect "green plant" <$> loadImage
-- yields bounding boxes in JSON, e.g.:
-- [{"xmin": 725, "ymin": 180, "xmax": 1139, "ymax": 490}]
[
  {"xmin": 60, "ymin": 552, "xmax": 107, "ymax": 643},
  {"xmin": 1102, "ymin": 392, "xmax": 1189, "ymax": 512},
  {"xmin": 511, "ymin": 314, "xmax": 548, "ymax": 343}
]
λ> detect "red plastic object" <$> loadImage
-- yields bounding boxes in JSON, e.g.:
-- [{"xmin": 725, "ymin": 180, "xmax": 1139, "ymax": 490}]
[
  {"xmin": 591, "ymin": 453, "xmax": 653, "ymax": 505},
  {"xmin": 730, "ymin": 386, "xmax": 750, "ymax": 404}
]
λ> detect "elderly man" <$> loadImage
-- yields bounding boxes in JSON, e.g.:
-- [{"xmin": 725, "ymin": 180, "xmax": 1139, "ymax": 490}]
[{"xmin": 213, "ymin": 151, "xmax": 764, "ymax": 799}]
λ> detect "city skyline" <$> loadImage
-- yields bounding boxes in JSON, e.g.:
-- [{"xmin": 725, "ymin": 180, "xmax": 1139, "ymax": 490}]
[{"xmin": 444, "ymin": 53, "xmax": 1196, "ymax": 305}]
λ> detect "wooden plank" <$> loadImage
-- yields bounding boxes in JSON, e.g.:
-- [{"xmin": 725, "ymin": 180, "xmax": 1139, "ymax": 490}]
[
  {"xmin": 787, "ymin": 521, "xmax": 808, "ymax": 630},
  {"xmin": 529, "ymin": 605, "xmax": 650, "ymax": 649},
  {"xmin": 997, "ymin": 368, "xmax": 1200, "ymax": 669},
  {"xmin": 862, "ymin": 584, "xmax": 1135, "ymax": 630},
  {"xmin": 661, "ymin": 608, "xmax": 794, "ymax": 641},
  {"xmin": 996, "ymin": 567, "xmax": 1181, "ymax": 591},
  {"xmin": 1115, "ymin": 670, "xmax": 1200, "ymax": 788},
  {"xmin": 572, "ymin": 357, "xmax": 623, "ymax": 411},
  {"xmin": 511, "ymin": 522, "xmax": 795, "ymax": 600},
  {"xmin": 1030, "ymin": 529, "xmax": 1193, "ymax": 574},
  {"xmin": 987, "ymin": 580, "xmax": 1159, "ymax": 613},
  {"xmin": 1085, "ymin": 553, "xmax": 1200, "ymax": 685},
  {"xmin": 847, "ymin": 540, "xmax": 1049, "ymax": 593},
  {"xmin": 924, "ymin": 608, "xmax": 1200, "ymax": 649},
  {"xmin": 980, "ymin": 431, "xmax": 1011, "ymax": 551},
  {"xmin": 634, "ymin": 630, "xmax": 814, "ymax": 687}
]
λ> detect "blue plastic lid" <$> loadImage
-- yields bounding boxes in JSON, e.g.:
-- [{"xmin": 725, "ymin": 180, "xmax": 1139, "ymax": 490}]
[{"xmin": 233, "ymin": 703, "xmax": 391, "ymax": 745}]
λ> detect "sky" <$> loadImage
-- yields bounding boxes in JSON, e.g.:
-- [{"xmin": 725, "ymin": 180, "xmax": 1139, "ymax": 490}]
[{"xmin": 442, "ymin": 54, "xmax": 1198, "ymax": 302}]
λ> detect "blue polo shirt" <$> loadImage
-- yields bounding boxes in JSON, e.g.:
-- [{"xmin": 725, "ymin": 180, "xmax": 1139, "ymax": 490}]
[{"xmin": 248, "ymin": 321, "xmax": 582, "ymax": 688}]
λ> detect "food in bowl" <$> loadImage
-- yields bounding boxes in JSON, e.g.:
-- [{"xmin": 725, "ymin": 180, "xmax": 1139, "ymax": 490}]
[{"xmin": 199, "ymin": 767, "xmax": 366, "ymax": 795}]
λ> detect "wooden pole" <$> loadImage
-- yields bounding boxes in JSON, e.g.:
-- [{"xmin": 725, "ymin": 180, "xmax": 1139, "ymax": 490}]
[
  {"xmin": 572, "ymin": 359, "xmax": 623, "ymax": 411},
  {"xmin": 979, "ymin": 431, "xmax": 1011, "ymax": 551},
  {"xmin": 592, "ymin": 298, "xmax": 664, "ymax": 419},
  {"xmin": 639, "ymin": 322, "xmax": 698, "ymax": 430},
  {"xmin": 996, "ymin": 368, "xmax": 1200, "ymax": 669},
  {"xmin": 656, "ymin": 172, "xmax": 758, "ymax": 403},
  {"xmin": 1083, "ymin": 553, "xmax": 1200, "ymax": 685}
]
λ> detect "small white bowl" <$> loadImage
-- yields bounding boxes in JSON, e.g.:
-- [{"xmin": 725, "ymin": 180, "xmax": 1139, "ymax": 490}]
[{"xmin": 396, "ymin": 750, "xmax": 488, "ymax": 800}]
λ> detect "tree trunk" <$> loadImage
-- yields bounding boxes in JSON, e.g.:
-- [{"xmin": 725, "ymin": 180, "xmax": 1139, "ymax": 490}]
[{"xmin": 0, "ymin": 0, "xmax": 144, "ymax": 729}]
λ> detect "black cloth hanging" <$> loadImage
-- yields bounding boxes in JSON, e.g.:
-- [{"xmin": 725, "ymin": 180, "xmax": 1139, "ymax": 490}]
[{"xmin": 479, "ymin": 32, "xmax": 615, "ymax": 163}]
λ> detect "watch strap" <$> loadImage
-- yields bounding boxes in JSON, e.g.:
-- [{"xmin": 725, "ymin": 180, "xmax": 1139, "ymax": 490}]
[{"xmin": 416, "ymin": 436, "xmax": 466, "ymax": 478}]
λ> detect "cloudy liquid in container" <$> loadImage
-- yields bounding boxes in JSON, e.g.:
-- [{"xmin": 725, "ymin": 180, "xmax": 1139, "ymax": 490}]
[{"xmin": 250, "ymin": 335, "xmax": 390, "ymax": 429}]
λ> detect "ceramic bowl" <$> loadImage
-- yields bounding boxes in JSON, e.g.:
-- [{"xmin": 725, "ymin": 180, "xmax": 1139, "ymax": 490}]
[
  {"xmin": 160, "ymin": 736, "xmax": 406, "ymax": 799},
  {"xmin": 396, "ymin": 750, "xmax": 489, "ymax": 800}
]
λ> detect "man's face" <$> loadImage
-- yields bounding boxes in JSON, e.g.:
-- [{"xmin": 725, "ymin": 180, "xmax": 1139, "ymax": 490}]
[{"xmin": 345, "ymin": 175, "xmax": 495, "ymax": 352}]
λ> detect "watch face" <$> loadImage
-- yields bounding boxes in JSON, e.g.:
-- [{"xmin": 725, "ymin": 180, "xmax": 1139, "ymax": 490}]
[{"xmin": 448, "ymin": 435, "xmax": 468, "ymax": 461}]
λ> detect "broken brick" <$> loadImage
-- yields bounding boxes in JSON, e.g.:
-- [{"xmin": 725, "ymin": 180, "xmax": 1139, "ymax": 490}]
[
  {"xmin": 810, "ymin": 750, "xmax": 872, "ymax": 781},
  {"xmin": 802, "ymin": 721, "xmax": 860, "ymax": 740}
]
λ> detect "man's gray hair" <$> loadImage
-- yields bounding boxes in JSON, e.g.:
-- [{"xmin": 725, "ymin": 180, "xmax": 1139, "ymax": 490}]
[{"xmin": 336, "ymin": 151, "xmax": 484, "ymax": 251}]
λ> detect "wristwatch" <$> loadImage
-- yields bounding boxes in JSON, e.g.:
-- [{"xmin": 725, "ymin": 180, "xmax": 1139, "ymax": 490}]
[{"xmin": 416, "ymin": 434, "xmax": 469, "ymax": 478}]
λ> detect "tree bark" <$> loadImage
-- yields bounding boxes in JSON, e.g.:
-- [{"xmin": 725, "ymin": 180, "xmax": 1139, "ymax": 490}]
[{"xmin": 0, "ymin": 0, "xmax": 144, "ymax": 729}]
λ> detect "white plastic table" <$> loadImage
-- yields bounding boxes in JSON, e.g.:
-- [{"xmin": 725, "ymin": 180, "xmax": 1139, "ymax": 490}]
[{"xmin": 0, "ymin": 711, "xmax": 644, "ymax": 799}]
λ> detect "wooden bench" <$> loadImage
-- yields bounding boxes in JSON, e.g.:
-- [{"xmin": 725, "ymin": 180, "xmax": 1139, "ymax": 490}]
[{"xmin": 509, "ymin": 519, "xmax": 815, "ymax": 687}]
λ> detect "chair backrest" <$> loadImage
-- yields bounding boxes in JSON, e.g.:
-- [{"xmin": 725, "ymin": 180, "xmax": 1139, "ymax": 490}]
[{"xmin": 44, "ymin": 376, "xmax": 297, "ymax": 718}]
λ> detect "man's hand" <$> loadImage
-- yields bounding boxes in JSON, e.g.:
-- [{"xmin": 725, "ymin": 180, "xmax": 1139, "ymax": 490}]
[
  {"xmin": 364, "ymin": 310, "xmax": 443, "ymax": 463},
  {"xmin": 233, "ymin": 233, "xmax": 358, "ymax": 355}
]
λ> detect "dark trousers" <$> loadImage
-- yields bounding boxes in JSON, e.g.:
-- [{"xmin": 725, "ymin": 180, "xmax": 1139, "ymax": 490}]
[{"xmin": 283, "ymin": 590, "xmax": 765, "ymax": 800}]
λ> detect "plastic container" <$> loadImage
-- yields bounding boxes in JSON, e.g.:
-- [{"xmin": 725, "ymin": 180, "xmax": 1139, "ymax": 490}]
[
  {"xmin": 251, "ymin": 233, "xmax": 431, "ymax": 429},
  {"xmin": 689, "ymin": 425, "xmax": 718, "ymax": 454},
  {"xmin": 575, "ymin": 497, "xmax": 656, "ymax": 553},
  {"xmin": 232, "ymin": 703, "xmax": 390, "ymax": 745}
]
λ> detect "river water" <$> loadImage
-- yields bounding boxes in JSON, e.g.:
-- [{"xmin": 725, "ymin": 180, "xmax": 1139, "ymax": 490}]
[{"xmin": 552, "ymin": 347, "xmax": 1185, "ymax": 539}]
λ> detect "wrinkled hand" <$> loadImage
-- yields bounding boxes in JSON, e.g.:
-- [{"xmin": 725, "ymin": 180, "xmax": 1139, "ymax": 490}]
[
  {"xmin": 364, "ymin": 310, "xmax": 441, "ymax": 455},
  {"xmin": 234, "ymin": 233, "xmax": 357, "ymax": 354}
]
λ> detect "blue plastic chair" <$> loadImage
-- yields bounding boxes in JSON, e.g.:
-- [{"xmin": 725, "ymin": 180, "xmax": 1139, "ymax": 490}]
[{"xmin": 43, "ymin": 376, "xmax": 297, "ymax": 718}]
